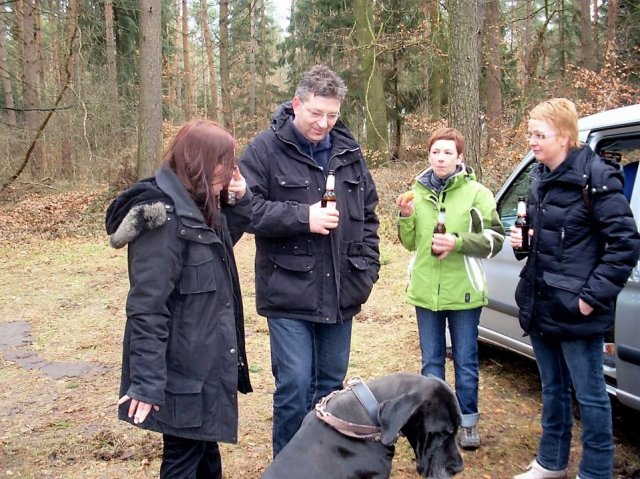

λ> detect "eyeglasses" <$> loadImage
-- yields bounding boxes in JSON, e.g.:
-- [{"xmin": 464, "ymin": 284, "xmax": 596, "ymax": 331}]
[
  {"xmin": 525, "ymin": 131, "xmax": 557, "ymax": 141},
  {"xmin": 301, "ymin": 103, "xmax": 340, "ymax": 122}
]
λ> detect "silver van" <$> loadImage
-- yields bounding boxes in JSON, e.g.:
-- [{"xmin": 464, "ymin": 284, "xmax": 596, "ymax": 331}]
[{"xmin": 479, "ymin": 103, "xmax": 640, "ymax": 412}]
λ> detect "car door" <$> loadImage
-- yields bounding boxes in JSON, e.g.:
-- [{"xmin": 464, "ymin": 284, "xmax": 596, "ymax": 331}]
[{"xmin": 478, "ymin": 156, "xmax": 536, "ymax": 359}]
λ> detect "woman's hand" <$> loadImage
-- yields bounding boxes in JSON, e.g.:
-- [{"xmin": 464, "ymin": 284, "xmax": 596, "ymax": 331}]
[
  {"xmin": 431, "ymin": 232, "xmax": 456, "ymax": 259},
  {"xmin": 227, "ymin": 166, "xmax": 247, "ymax": 199},
  {"xmin": 578, "ymin": 298, "xmax": 594, "ymax": 316},
  {"xmin": 118, "ymin": 395, "xmax": 159, "ymax": 425},
  {"xmin": 510, "ymin": 225, "xmax": 533, "ymax": 248},
  {"xmin": 396, "ymin": 191, "xmax": 415, "ymax": 217}
]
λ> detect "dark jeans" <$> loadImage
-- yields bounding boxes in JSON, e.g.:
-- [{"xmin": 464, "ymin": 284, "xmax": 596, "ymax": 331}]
[
  {"xmin": 530, "ymin": 333, "xmax": 613, "ymax": 479},
  {"xmin": 267, "ymin": 317, "xmax": 353, "ymax": 456},
  {"xmin": 160, "ymin": 434, "xmax": 222, "ymax": 479}
]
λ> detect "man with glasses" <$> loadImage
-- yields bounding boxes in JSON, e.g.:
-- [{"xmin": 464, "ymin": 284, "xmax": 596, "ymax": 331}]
[{"xmin": 240, "ymin": 64, "xmax": 380, "ymax": 456}]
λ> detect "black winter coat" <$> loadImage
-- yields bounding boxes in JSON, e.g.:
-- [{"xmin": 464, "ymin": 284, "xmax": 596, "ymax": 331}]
[
  {"xmin": 515, "ymin": 145, "xmax": 640, "ymax": 339},
  {"xmin": 105, "ymin": 166, "xmax": 252, "ymax": 443},
  {"xmin": 239, "ymin": 102, "xmax": 380, "ymax": 323}
]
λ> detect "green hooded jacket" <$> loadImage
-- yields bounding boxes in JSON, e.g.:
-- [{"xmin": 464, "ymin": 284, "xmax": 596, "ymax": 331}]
[{"xmin": 398, "ymin": 165, "xmax": 505, "ymax": 311}]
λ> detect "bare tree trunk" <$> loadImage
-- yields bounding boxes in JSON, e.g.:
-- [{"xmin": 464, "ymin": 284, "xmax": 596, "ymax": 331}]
[
  {"xmin": 169, "ymin": 0, "xmax": 183, "ymax": 120},
  {"xmin": 219, "ymin": 0, "xmax": 234, "ymax": 131},
  {"xmin": 425, "ymin": 1, "xmax": 443, "ymax": 119},
  {"xmin": 606, "ymin": 0, "xmax": 617, "ymax": 55},
  {"xmin": 0, "ymin": 17, "xmax": 17, "ymax": 126},
  {"xmin": 249, "ymin": 0, "xmax": 257, "ymax": 120},
  {"xmin": 104, "ymin": 0, "xmax": 120, "ymax": 129},
  {"xmin": 391, "ymin": 50, "xmax": 401, "ymax": 161},
  {"xmin": 579, "ymin": 0, "xmax": 595, "ymax": 69},
  {"xmin": 354, "ymin": 0, "xmax": 389, "ymax": 154},
  {"xmin": 521, "ymin": 0, "xmax": 533, "ymax": 89},
  {"xmin": 137, "ymin": 0, "xmax": 163, "ymax": 179},
  {"xmin": 592, "ymin": 0, "xmax": 600, "ymax": 67},
  {"xmin": 181, "ymin": 0, "xmax": 193, "ymax": 119},
  {"xmin": 65, "ymin": 0, "xmax": 77, "ymax": 88},
  {"xmin": 15, "ymin": 0, "xmax": 25, "ymax": 72},
  {"xmin": 448, "ymin": 0, "xmax": 483, "ymax": 176},
  {"xmin": 22, "ymin": 0, "xmax": 42, "ymax": 177},
  {"xmin": 34, "ymin": 1, "xmax": 44, "ymax": 87},
  {"xmin": 484, "ymin": 0, "xmax": 503, "ymax": 146},
  {"xmin": 45, "ymin": 0, "xmax": 60, "ymax": 88},
  {"xmin": 559, "ymin": 0, "xmax": 566, "ymax": 76},
  {"xmin": 258, "ymin": 0, "xmax": 267, "ymax": 118},
  {"xmin": 200, "ymin": 0, "xmax": 220, "ymax": 122}
]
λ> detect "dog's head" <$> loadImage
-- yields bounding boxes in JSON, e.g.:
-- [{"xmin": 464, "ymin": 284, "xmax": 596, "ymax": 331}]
[{"xmin": 378, "ymin": 376, "xmax": 463, "ymax": 478}]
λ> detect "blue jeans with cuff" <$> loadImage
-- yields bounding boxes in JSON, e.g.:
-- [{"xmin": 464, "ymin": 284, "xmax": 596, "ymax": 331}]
[
  {"xmin": 416, "ymin": 306, "xmax": 481, "ymax": 428},
  {"xmin": 530, "ymin": 333, "xmax": 613, "ymax": 479},
  {"xmin": 267, "ymin": 317, "xmax": 352, "ymax": 456}
]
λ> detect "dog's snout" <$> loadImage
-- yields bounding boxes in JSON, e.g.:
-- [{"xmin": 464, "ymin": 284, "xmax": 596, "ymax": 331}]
[{"xmin": 448, "ymin": 454, "xmax": 464, "ymax": 475}]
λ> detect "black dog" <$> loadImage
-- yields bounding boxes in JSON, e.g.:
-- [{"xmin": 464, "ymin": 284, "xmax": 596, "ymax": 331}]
[{"xmin": 261, "ymin": 372, "xmax": 464, "ymax": 479}]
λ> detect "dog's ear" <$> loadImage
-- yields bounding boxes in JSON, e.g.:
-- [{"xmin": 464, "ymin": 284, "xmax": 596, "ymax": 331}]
[{"xmin": 378, "ymin": 392, "xmax": 423, "ymax": 445}]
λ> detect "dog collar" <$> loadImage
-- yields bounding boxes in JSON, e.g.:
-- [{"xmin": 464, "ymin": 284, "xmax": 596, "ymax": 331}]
[{"xmin": 314, "ymin": 379, "xmax": 401, "ymax": 444}]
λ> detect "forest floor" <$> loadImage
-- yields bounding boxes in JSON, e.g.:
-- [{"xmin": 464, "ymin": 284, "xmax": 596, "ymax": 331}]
[{"xmin": 1, "ymin": 172, "xmax": 639, "ymax": 479}]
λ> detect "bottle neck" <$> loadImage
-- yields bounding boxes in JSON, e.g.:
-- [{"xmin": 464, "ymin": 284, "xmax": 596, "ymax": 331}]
[
  {"xmin": 437, "ymin": 211, "xmax": 445, "ymax": 223},
  {"xmin": 326, "ymin": 174, "xmax": 335, "ymax": 191},
  {"xmin": 517, "ymin": 201, "xmax": 526, "ymax": 216}
]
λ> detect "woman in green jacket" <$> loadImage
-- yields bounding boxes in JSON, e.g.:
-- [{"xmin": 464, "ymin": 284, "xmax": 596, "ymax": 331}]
[{"xmin": 396, "ymin": 127, "xmax": 504, "ymax": 449}]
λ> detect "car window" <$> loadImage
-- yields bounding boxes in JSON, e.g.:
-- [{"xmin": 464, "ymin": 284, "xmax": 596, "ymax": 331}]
[
  {"xmin": 594, "ymin": 135, "xmax": 640, "ymax": 202},
  {"xmin": 497, "ymin": 161, "xmax": 536, "ymax": 230}
]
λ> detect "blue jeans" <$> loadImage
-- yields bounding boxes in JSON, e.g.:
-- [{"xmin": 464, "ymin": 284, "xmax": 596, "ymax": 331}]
[
  {"xmin": 416, "ymin": 306, "xmax": 481, "ymax": 427},
  {"xmin": 530, "ymin": 333, "xmax": 613, "ymax": 479},
  {"xmin": 267, "ymin": 317, "xmax": 352, "ymax": 456}
]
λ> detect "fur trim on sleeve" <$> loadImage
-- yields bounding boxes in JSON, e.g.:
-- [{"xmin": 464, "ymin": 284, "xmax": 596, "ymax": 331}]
[{"xmin": 109, "ymin": 202, "xmax": 169, "ymax": 249}]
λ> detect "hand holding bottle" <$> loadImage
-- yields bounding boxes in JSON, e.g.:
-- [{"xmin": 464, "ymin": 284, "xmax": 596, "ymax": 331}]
[
  {"xmin": 431, "ymin": 233, "xmax": 456, "ymax": 259},
  {"xmin": 223, "ymin": 166, "xmax": 247, "ymax": 205},
  {"xmin": 510, "ymin": 225, "xmax": 534, "ymax": 249},
  {"xmin": 309, "ymin": 201, "xmax": 339, "ymax": 235}
]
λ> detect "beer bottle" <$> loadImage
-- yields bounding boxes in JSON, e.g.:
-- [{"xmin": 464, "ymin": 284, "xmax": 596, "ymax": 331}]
[
  {"xmin": 321, "ymin": 170, "xmax": 337, "ymax": 210},
  {"xmin": 431, "ymin": 207, "xmax": 446, "ymax": 256},
  {"xmin": 514, "ymin": 195, "xmax": 530, "ymax": 253},
  {"xmin": 220, "ymin": 189, "xmax": 238, "ymax": 206}
]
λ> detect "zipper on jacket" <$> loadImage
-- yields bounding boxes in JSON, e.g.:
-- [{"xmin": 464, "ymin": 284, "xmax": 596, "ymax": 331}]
[{"xmin": 558, "ymin": 226, "xmax": 565, "ymax": 261}]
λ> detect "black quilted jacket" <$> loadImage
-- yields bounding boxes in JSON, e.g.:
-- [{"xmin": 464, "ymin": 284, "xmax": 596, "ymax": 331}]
[{"xmin": 515, "ymin": 145, "xmax": 640, "ymax": 338}]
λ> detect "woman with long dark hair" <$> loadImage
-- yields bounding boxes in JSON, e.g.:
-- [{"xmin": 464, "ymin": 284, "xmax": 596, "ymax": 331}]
[{"xmin": 105, "ymin": 119, "xmax": 252, "ymax": 478}]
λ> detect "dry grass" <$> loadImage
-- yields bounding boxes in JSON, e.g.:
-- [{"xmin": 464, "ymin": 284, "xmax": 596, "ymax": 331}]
[{"xmin": 1, "ymin": 165, "xmax": 639, "ymax": 478}]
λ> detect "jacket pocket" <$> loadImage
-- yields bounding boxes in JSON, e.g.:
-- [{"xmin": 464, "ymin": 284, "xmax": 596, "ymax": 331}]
[
  {"xmin": 515, "ymin": 268, "xmax": 533, "ymax": 331},
  {"xmin": 542, "ymin": 271, "xmax": 586, "ymax": 320},
  {"xmin": 180, "ymin": 243, "xmax": 217, "ymax": 294},
  {"xmin": 339, "ymin": 255, "xmax": 375, "ymax": 310},
  {"xmin": 274, "ymin": 174, "xmax": 311, "ymax": 204},
  {"xmin": 342, "ymin": 176, "xmax": 364, "ymax": 221},
  {"xmin": 264, "ymin": 254, "xmax": 318, "ymax": 313},
  {"xmin": 156, "ymin": 374, "xmax": 204, "ymax": 428}
]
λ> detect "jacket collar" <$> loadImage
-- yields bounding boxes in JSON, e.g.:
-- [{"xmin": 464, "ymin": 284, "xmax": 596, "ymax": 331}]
[
  {"xmin": 155, "ymin": 166, "xmax": 206, "ymax": 223},
  {"xmin": 534, "ymin": 145, "xmax": 593, "ymax": 188},
  {"xmin": 416, "ymin": 164, "xmax": 475, "ymax": 193}
]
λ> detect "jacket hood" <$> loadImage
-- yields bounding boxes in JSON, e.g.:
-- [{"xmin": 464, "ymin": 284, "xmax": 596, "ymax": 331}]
[{"xmin": 105, "ymin": 179, "xmax": 170, "ymax": 249}]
